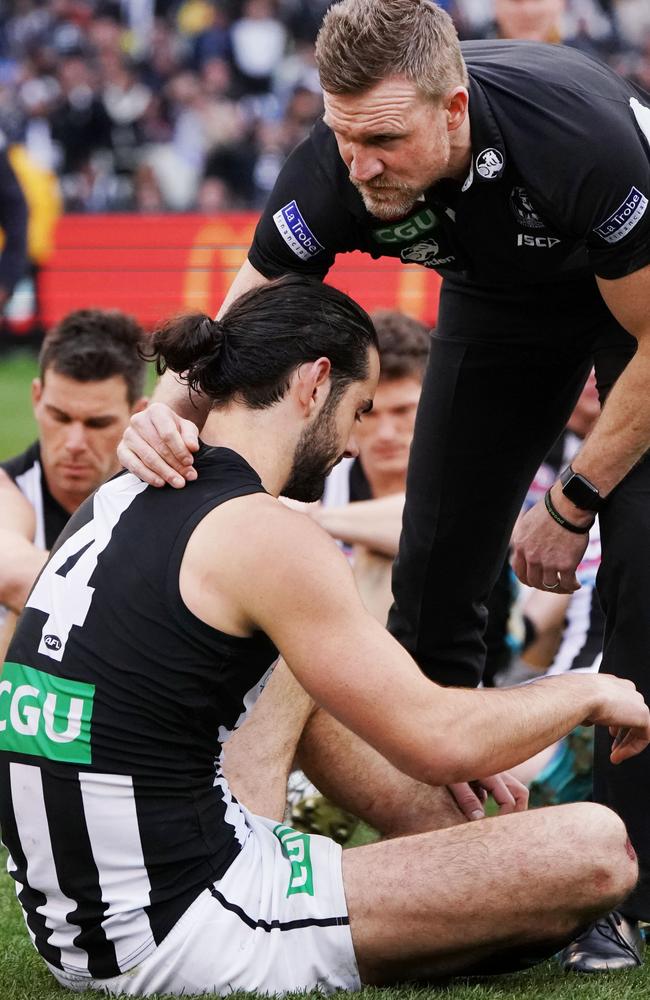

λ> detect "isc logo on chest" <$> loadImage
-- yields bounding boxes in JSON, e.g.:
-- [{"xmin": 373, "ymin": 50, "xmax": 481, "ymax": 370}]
[
  {"xmin": 517, "ymin": 233, "xmax": 561, "ymax": 248},
  {"xmin": 0, "ymin": 662, "xmax": 95, "ymax": 764}
]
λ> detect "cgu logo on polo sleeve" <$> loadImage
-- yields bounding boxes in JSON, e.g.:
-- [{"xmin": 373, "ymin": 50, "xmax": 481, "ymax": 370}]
[{"xmin": 0, "ymin": 662, "xmax": 95, "ymax": 764}]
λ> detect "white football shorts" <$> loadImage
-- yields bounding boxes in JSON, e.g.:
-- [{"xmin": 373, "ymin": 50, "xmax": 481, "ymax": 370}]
[{"xmin": 47, "ymin": 807, "xmax": 361, "ymax": 996}]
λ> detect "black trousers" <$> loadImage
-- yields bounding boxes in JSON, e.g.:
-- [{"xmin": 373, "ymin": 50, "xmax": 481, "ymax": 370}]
[{"xmin": 387, "ymin": 273, "xmax": 650, "ymax": 920}]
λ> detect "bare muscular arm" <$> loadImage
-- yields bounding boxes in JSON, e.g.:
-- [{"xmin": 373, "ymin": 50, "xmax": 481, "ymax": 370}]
[
  {"xmin": 0, "ymin": 470, "xmax": 45, "ymax": 613},
  {"xmin": 314, "ymin": 492, "xmax": 405, "ymax": 556},
  {"xmin": 181, "ymin": 494, "xmax": 650, "ymax": 787}
]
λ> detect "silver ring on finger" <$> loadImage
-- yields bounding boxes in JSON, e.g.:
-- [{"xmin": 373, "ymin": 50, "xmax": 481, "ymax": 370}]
[{"xmin": 543, "ymin": 580, "xmax": 560, "ymax": 590}]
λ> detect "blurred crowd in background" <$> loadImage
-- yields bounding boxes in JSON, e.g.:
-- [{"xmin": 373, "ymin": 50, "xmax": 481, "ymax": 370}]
[{"xmin": 0, "ymin": 0, "xmax": 649, "ymax": 215}]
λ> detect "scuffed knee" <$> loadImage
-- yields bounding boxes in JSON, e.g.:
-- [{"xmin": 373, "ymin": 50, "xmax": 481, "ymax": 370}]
[{"xmin": 564, "ymin": 802, "xmax": 638, "ymax": 910}]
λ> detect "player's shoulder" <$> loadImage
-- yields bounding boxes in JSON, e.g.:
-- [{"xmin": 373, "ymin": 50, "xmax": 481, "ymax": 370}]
[
  {"xmin": 191, "ymin": 442, "xmax": 266, "ymax": 489},
  {"xmin": 0, "ymin": 465, "xmax": 37, "ymax": 536},
  {"xmin": 198, "ymin": 489, "xmax": 340, "ymax": 547},
  {"xmin": 0, "ymin": 440, "xmax": 40, "ymax": 482},
  {"xmin": 191, "ymin": 488, "xmax": 348, "ymax": 589}
]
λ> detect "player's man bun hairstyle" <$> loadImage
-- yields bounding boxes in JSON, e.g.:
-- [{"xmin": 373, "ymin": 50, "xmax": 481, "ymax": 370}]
[
  {"xmin": 152, "ymin": 275, "xmax": 378, "ymax": 410},
  {"xmin": 316, "ymin": 0, "xmax": 468, "ymax": 102},
  {"xmin": 152, "ymin": 314, "xmax": 227, "ymax": 384}
]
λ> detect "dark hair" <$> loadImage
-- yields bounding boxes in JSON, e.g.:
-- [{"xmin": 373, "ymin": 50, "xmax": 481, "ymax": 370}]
[
  {"xmin": 151, "ymin": 275, "xmax": 378, "ymax": 409},
  {"xmin": 39, "ymin": 309, "xmax": 146, "ymax": 405},
  {"xmin": 371, "ymin": 309, "xmax": 431, "ymax": 381}
]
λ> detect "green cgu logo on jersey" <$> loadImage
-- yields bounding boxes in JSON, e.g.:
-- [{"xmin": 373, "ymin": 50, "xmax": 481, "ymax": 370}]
[
  {"xmin": 373, "ymin": 207, "xmax": 438, "ymax": 244},
  {"xmin": 273, "ymin": 824, "xmax": 314, "ymax": 896},
  {"xmin": 0, "ymin": 662, "xmax": 95, "ymax": 764}
]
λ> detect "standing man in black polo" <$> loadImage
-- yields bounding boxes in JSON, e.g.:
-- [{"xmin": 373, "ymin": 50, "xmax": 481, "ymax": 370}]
[{"xmin": 118, "ymin": 0, "xmax": 650, "ymax": 970}]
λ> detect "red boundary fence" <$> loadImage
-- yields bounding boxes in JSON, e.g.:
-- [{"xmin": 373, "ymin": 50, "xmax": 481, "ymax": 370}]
[{"xmin": 35, "ymin": 213, "xmax": 442, "ymax": 331}]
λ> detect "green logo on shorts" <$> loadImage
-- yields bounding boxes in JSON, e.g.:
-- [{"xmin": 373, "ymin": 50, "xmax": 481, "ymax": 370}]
[
  {"xmin": 273, "ymin": 824, "xmax": 314, "ymax": 896},
  {"xmin": 0, "ymin": 662, "xmax": 95, "ymax": 764}
]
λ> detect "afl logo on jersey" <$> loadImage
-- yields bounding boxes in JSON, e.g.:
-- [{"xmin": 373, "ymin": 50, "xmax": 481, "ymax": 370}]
[
  {"xmin": 510, "ymin": 187, "xmax": 545, "ymax": 229},
  {"xmin": 44, "ymin": 634, "xmax": 62, "ymax": 651},
  {"xmin": 476, "ymin": 148, "xmax": 504, "ymax": 180}
]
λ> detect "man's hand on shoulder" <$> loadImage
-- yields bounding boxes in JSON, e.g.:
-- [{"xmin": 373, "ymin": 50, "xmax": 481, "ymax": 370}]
[{"xmin": 117, "ymin": 402, "xmax": 199, "ymax": 488}]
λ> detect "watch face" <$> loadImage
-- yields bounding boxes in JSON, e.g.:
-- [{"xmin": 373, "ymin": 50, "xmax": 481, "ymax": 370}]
[{"xmin": 562, "ymin": 471, "xmax": 600, "ymax": 511}]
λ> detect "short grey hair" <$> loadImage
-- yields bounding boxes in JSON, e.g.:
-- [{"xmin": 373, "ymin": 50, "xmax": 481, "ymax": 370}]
[{"xmin": 315, "ymin": 0, "xmax": 468, "ymax": 102}]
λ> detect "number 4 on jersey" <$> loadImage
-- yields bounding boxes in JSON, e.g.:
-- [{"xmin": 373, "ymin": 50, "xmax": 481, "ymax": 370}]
[{"xmin": 27, "ymin": 478, "xmax": 148, "ymax": 662}]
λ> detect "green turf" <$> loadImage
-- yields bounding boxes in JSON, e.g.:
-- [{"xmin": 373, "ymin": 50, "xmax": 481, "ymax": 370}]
[
  {"xmin": 0, "ymin": 353, "xmax": 649, "ymax": 998},
  {"xmin": 1, "ymin": 857, "xmax": 649, "ymax": 1000},
  {"xmin": 0, "ymin": 351, "xmax": 39, "ymax": 461},
  {"xmin": 0, "ymin": 349, "xmax": 158, "ymax": 462}
]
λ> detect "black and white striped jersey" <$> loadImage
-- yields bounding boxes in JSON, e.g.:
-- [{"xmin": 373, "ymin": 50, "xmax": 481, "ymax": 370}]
[
  {"xmin": 1, "ymin": 442, "xmax": 69, "ymax": 551},
  {"xmin": 0, "ymin": 444, "xmax": 278, "ymax": 979},
  {"xmin": 0, "ymin": 442, "xmax": 69, "ymax": 631}
]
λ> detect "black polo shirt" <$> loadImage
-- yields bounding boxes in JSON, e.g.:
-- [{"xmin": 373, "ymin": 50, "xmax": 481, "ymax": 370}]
[{"xmin": 249, "ymin": 40, "xmax": 650, "ymax": 288}]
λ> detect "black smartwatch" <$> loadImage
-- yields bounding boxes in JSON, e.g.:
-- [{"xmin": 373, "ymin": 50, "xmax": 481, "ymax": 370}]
[{"xmin": 560, "ymin": 465, "xmax": 602, "ymax": 512}]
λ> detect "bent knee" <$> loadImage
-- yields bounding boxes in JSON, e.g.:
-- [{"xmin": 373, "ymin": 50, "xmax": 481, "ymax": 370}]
[{"xmin": 562, "ymin": 803, "xmax": 638, "ymax": 905}]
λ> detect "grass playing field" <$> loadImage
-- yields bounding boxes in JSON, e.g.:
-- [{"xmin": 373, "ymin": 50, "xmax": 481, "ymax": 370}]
[
  {"xmin": 1, "ymin": 853, "xmax": 649, "ymax": 1000},
  {"xmin": 0, "ymin": 351, "xmax": 39, "ymax": 461},
  {"xmin": 0, "ymin": 351, "xmax": 649, "ymax": 999}
]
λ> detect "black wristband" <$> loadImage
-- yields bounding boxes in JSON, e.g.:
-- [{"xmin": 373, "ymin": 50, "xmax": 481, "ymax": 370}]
[{"xmin": 544, "ymin": 489, "xmax": 593, "ymax": 535}]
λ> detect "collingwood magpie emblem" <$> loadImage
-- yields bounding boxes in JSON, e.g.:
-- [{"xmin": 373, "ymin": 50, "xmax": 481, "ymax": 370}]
[{"xmin": 510, "ymin": 186, "xmax": 545, "ymax": 229}]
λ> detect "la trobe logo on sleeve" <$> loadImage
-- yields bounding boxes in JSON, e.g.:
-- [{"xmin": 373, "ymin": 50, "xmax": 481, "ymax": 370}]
[
  {"xmin": 593, "ymin": 187, "xmax": 648, "ymax": 244},
  {"xmin": 273, "ymin": 200, "xmax": 324, "ymax": 261}
]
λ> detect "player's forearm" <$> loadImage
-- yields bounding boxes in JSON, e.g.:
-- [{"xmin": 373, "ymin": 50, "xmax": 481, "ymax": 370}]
[
  {"xmin": 401, "ymin": 675, "xmax": 599, "ymax": 785},
  {"xmin": 151, "ymin": 369, "xmax": 212, "ymax": 430},
  {"xmin": 315, "ymin": 494, "xmax": 405, "ymax": 555},
  {"xmin": 0, "ymin": 534, "xmax": 47, "ymax": 613},
  {"xmin": 217, "ymin": 258, "xmax": 270, "ymax": 318}
]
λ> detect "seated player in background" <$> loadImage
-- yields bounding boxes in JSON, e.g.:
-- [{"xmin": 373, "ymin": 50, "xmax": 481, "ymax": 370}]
[
  {"xmin": 0, "ymin": 309, "xmax": 147, "ymax": 658},
  {"xmin": 3, "ymin": 276, "xmax": 648, "ymax": 997},
  {"xmin": 314, "ymin": 309, "xmax": 430, "ymax": 622}
]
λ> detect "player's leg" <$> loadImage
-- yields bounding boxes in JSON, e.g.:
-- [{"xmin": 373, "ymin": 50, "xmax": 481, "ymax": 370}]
[
  {"xmin": 388, "ymin": 278, "xmax": 594, "ymax": 685},
  {"xmin": 297, "ymin": 704, "xmax": 466, "ymax": 835},
  {"xmin": 226, "ymin": 661, "xmax": 467, "ymax": 835},
  {"xmin": 224, "ymin": 659, "xmax": 468, "ymax": 835},
  {"xmin": 343, "ymin": 802, "xmax": 638, "ymax": 984},
  {"xmin": 222, "ymin": 659, "xmax": 314, "ymax": 820}
]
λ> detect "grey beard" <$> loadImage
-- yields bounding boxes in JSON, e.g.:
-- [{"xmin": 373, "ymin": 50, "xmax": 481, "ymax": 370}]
[{"xmin": 353, "ymin": 181, "xmax": 420, "ymax": 221}]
